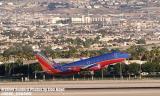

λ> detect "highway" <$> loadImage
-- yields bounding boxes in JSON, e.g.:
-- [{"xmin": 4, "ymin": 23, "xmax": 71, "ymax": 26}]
[{"xmin": 1, "ymin": 80, "xmax": 160, "ymax": 96}]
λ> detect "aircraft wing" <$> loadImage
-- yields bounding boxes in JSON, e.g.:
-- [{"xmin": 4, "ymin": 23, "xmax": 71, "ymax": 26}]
[
  {"xmin": 64, "ymin": 63, "xmax": 97, "ymax": 71},
  {"xmin": 81, "ymin": 63, "xmax": 97, "ymax": 70}
]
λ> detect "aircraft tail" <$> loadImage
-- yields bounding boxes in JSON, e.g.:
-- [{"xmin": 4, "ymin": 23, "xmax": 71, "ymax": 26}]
[{"xmin": 35, "ymin": 52, "xmax": 61, "ymax": 74}]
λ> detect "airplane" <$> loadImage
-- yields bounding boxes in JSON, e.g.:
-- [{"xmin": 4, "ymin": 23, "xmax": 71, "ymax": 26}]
[{"xmin": 35, "ymin": 51, "xmax": 130, "ymax": 75}]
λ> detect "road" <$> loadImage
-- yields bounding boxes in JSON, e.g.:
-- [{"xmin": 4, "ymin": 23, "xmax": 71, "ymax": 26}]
[{"xmin": 1, "ymin": 80, "xmax": 160, "ymax": 96}]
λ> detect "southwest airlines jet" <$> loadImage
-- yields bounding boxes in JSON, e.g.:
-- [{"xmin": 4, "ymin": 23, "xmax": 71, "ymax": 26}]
[{"xmin": 35, "ymin": 51, "xmax": 130, "ymax": 75}]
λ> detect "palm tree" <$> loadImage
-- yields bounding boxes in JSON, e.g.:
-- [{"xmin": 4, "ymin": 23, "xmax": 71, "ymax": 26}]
[{"xmin": 127, "ymin": 45, "xmax": 147, "ymax": 60}]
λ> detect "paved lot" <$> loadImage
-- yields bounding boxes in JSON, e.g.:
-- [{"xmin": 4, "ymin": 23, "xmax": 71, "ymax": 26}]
[{"xmin": 1, "ymin": 80, "xmax": 160, "ymax": 96}]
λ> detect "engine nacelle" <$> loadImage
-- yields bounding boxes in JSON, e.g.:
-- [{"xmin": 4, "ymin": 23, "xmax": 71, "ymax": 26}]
[
  {"xmin": 68, "ymin": 67, "xmax": 81, "ymax": 72},
  {"xmin": 88, "ymin": 64, "xmax": 101, "ymax": 71}
]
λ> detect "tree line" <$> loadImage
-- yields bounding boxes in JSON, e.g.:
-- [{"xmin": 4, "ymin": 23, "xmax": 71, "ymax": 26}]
[{"xmin": 0, "ymin": 44, "xmax": 160, "ymax": 79}]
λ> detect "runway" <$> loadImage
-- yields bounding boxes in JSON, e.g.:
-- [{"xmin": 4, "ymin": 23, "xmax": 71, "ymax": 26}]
[{"xmin": 1, "ymin": 80, "xmax": 160, "ymax": 96}]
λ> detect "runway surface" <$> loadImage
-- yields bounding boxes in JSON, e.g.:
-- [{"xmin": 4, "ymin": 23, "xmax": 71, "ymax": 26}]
[{"xmin": 1, "ymin": 80, "xmax": 160, "ymax": 96}]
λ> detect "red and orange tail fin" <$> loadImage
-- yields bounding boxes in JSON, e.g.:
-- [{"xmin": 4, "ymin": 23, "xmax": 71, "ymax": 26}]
[{"xmin": 35, "ymin": 52, "xmax": 60, "ymax": 74}]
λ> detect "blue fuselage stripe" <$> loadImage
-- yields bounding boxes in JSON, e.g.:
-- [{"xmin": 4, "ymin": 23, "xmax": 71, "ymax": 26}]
[{"xmin": 62, "ymin": 52, "xmax": 129, "ymax": 68}]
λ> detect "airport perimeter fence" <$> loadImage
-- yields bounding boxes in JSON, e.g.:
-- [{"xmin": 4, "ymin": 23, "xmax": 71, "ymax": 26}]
[{"xmin": 1, "ymin": 76, "xmax": 160, "ymax": 82}]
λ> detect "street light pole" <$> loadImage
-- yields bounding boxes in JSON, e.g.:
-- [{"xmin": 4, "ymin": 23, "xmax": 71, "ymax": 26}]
[
  {"xmin": 101, "ymin": 68, "xmax": 104, "ymax": 80},
  {"xmin": 34, "ymin": 72, "xmax": 37, "ymax": 80},
  {"xmin": 139, "ymin": 63, "xmax": 142, "ymax": 79},
  {"xmin": 72, "ymin": 75, "xmax": 75, "ymax": 80},
  {"xmin": 43, "ymin": 73, "xmax": 45, "ymax": 81},
  {"xmin": 91, "ymin": 71, "xmax": 94, "ymax": 80},
  {"xmin": 27, "ymin": 63, "xmax": 29, "ymax": 81},
  {"xmin": 120, "ymin": 63, "xmax": 123, "ymax": 80}
]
